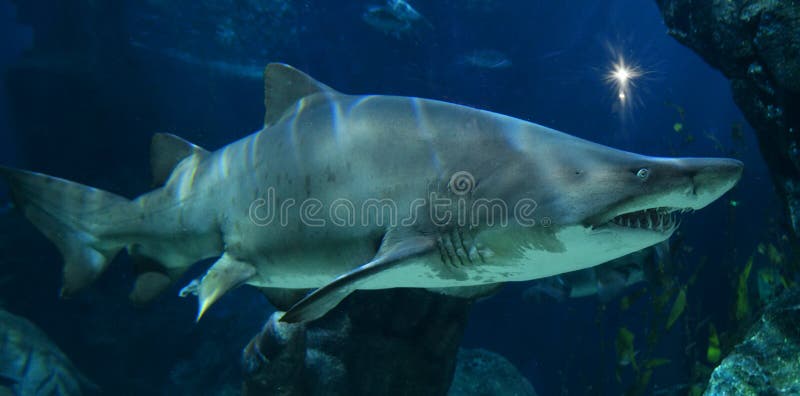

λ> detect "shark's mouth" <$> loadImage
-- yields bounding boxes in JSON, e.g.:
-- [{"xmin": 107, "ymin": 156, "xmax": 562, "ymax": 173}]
[{"xmin": 607, "ymin": 207, "xmax": 683, "ymax": 233}]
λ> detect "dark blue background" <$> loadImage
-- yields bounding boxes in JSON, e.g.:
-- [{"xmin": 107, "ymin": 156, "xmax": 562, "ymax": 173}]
[{"xmin": 0, "ymin": 0, "xmax": 780, "ymax": 394}]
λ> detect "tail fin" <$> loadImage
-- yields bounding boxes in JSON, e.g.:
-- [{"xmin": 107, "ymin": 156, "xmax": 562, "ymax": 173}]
[{"xmin": 0, "ymin": 166, "xmax": 130, "ymax": 295}]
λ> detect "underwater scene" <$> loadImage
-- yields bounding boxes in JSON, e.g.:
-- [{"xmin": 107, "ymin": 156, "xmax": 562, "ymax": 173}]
[{"xmin": 1, "ymin": 0, "xmax": 799, "ymax": 395}]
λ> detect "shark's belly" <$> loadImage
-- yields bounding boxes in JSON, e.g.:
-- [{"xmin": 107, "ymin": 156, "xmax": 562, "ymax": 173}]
[
  {"xmin": 358, "ymin": 225, "xmax": 669, "ymax": 289},
  {"xmin": 245, "ymin": 239, "xmax": 379, "ymax": 288}
]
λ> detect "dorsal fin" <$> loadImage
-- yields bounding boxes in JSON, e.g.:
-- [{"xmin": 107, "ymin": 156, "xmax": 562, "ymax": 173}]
[
  {"xmin": 263, "ymin": 63, "xmax": 339, "ymax": 128},
  {"xmin": 150, "ymin": 133, "xmax": 209, "ymax": 186}
]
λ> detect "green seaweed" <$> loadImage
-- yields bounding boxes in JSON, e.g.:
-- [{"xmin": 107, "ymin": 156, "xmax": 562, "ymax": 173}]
[
  {"xmin": 735, "ymin": 256, "xmax": 753, "ymax": 321},
  {"xmin": 666, "ymin": 288, "xmax": 686, "ymax": 331}
]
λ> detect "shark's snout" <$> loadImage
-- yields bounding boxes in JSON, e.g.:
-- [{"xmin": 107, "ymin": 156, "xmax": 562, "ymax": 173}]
[
  {"xmin": 684, "ymin": 157, "xmax": 743, "ymax": 209},
  {"xmin": 581, "ymin": 156, "xmax": 743, "ymax": 233},
  {"xmin": 692, "ymin": 158, "xmax": 743, "ymax": 184}
]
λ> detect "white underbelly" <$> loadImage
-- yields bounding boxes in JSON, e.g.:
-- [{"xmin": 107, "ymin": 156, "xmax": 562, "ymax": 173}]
[
  {"xmin": 247, "ymin": 226, "xmax": 667, "ymax": 290},
  {"xmin": 361, "ymin": 226, "xmax": 668, "ymax": 288}
]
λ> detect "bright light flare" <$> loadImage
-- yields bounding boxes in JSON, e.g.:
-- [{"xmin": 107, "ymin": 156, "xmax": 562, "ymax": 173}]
[{"xmin": 605, "ymin": 57, "xmax": 642, "ymax": 105}]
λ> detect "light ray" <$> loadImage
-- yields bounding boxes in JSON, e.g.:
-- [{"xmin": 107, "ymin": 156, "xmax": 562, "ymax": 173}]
[{"xmin": 605, "ymin": 56, "xmax": 642, "ymax": 106}]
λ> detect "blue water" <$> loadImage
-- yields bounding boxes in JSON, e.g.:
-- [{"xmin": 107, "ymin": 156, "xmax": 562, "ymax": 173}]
[{"xmin": 0, "ymin": 0, "xmax": 780, "ymax": 395}]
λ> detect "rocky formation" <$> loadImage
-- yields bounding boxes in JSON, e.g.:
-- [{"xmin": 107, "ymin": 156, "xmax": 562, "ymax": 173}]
[
  {"xmin": 0, "ymin": 309, "xmax": 95, "ymax": 396},
  {"xmin": 655, "ymin": 0, "xmax": 800, "ymax": 236},
  {"xmin": 448, "ymin": 348, "xmax": 538, "ymax": 396},
  {"xmin": 704, "ymin": 289, "xmax": 800, "ymax": 395},
  {"xmin": 242, "ymin": 289, "xmax": 473, "ymax": 396}
]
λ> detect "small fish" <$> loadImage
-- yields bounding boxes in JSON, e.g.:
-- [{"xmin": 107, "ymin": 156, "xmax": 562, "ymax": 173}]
[
  {"xmin": 386, "ymin": 0, "xmax": 424, "ymax": 22},
  {"xmin": 362, "ymin": 0, "xmax": 431, "ymax": 38},
  {"xmin": 457, "ymin": 50, "xmax": 512, "ymax": 69},
  {"xmin": 521, "ymin": 276, "xmax": 569, "ymax": 302},
  {"xmin": 130, "ymin": 41, "xmax": 263, "ymax": 80}
]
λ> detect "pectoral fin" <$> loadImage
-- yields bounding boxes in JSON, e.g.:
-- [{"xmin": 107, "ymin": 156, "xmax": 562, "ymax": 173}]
[
  {"xmin": 280, "ymin": 233, "xmax": 436, "ymax": 323},
  {"xmin": 179, "ymin": 254, "xmax": 256, "ymax": 321}
]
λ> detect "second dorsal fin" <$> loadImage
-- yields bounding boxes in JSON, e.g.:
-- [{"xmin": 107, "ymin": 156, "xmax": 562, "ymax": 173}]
[
  {"xmin": 263, "ymin": 63, "xmax": 339, "ymax": 128},
  {"xmin": 150, "ymin": 133, "xmax": 209, "ymax": 186}
]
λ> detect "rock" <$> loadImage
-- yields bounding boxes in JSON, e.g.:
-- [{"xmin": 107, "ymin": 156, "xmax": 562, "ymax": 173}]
[
  {"xmin": 448, "ymin": 348, "xmax": 538, "ymax": 396},
  {"xmin": 242, "ymin": 288, "xmax": 473, "ymax": 396},
  {"xmin": 705, "ymin": 289, "xmax": 800, "ymax": 395},
  {"xmin": 242, "ymin": 313, "xmax": 308, "ymax": 396},
  {"xmin": 654, "ymin": 0, "xmax": 800, "ymax": 238},
  {"xmin": 0, "ymin": 309, "xmax": 95, "ymax": 396}
]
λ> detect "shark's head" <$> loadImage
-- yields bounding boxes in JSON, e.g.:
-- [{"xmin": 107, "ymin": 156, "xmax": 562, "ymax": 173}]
[
  {"xmin": 577, "ymin": 155, "xmax": 743, "ymax": 231},
  {"xmin": 473, "ymin": 124, "xmax": 743, "ymax": 279},
  {"xmin": 522, "ymin": 127, "xmax": 743, "ymax": 255},
  {"xmin": 543, "ymin": 144, "xmax": 743, "ymax": 231}
]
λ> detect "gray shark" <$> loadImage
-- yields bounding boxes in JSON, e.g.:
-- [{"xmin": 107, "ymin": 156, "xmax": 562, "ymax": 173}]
[
  {"xmin": 0, "ymin": 63, "xmax": 742, "ymax": 323},
  {"xmin": 521, "ymin": 242, "xmax": 665, "ymax": 303}
]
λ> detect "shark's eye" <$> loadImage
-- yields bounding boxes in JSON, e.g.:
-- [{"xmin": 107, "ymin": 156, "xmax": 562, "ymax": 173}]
[{"xmin": 636, "ymin": 168, "xmax": 650, "ymax": 180}]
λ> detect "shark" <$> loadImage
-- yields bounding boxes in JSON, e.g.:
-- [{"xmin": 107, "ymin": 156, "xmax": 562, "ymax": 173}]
[
  {"xmin": 521, "ymin": 242, "xmax": 666, "ymax": 303},
  {"xmin": 0, "ymin": 63, "xmax": 742, "ymax": 323}
]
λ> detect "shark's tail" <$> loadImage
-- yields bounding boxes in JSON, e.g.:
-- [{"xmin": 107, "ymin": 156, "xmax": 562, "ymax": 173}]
[{"xmin": 0, "ymin": 166, "xmax": 132, "ymax": 296}]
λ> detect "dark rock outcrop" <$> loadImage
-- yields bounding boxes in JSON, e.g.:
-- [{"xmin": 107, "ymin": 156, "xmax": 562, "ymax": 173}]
[
  {"xmin": 655, "ymin": 0, "xmax": 800, "ymax": 236},
  {"xmin": 0, "ymin": 309, "xmax": 95, "ymax": 396},
  {"xmin": 448, "ymin": 348, "xmax": 538, "ymax": 396},
  {"xmin": 704, "ymin": 289, "xmax": 800, "ymax": 395},
  {"xmin": 242, "ymin": 289, "xmax": 473, "ymax": 396}
]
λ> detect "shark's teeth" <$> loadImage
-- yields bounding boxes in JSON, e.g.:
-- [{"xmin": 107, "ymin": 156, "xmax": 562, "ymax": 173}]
[{"xmin": 609, "ymin": 207, "xmax": 683, "ymax": 233}]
